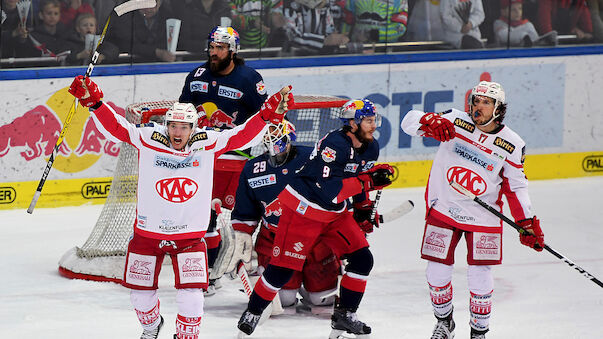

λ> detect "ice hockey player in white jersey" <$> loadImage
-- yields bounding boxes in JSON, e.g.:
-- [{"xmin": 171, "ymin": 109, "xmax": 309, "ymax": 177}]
[
  {"xmin": 68, "ymin": 75, "xmax": 293, "ymax": 339},
  {"xmin": 401, "ymin": 81, "xmax": 545, "ymax": 339}
]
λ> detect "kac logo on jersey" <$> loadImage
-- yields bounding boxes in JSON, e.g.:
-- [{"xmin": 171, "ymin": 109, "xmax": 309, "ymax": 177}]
[
  {"xmin": 190, "ymin": 81, "xmax": 209, "ymax": 93},
  {"xmin": 248, "ymin": 174, "xmax": 277, "ymax": 188},
  {"xmin": 218, "ymin": 85, "xmax": 243, "ymax": 100},
  {"xmin": 155, "ymin": 177, "xmax": 199, "ymax": 203},
  {"xmin": 447, "ymin": 166, "xmax": 487, "ymax": 196}
]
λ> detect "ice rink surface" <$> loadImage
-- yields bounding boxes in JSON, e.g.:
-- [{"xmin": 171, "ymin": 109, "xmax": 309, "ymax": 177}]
[{"xmin": 1, "ymin": 176, "xmax": 602, "ymax": 339}]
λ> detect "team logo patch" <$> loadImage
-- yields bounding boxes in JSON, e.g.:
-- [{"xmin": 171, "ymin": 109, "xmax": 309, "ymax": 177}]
[
  {"xmin": 190, "ymin": 81, "xmax": 209, "ymax": 93},
  {"xmin": 453, "ymin": 143, "xmax": 497, "ymax": 172},
  {"xmin": 135, "ymin": 122, "xmax": 154, "ymax": 128},
  {"xmin": 126, "ymin": 253, "xmax": 156, "ymax": 287},
  {"xmin": 473, "ymin": 232, "xmax": 501, "ymax": 261},
  {"xmin": 194, "ymin": 67, "xmax": 205, "ymax": 77},
  {"xmin": 248, "ymin": 174, "xmax": 277, "ymax": 188},
  {"xmin": 155, "ymin": 177, "xmax": 198, "ymax": 203},
  {"xmin": 493, "ymin": 137, "xmax": 516, "ymax": 153},
  {"xmin": 137, "ymin": 215, "xmax": 147, "ymax": 227},
  {"xmin": 447, "ymin": 166, "xmax": 487, "ymax": 196},
  {"xmin": 262, "ymin": 199, "xmax": 282, "ymax": 217},
  {"xmin": 344, "ymin": 163, "xmax": 359, "ymax": 172},
  {"xmin": 256, "ymin": 81, "xmax": 267, "ymax": 95},
  {"xmin": 177, "ymin": 252, "xmax": 207, "ymax": 284},
  {"xmin": 151, "ymin": 131, "xmax": 170, "ymax": 147},
  {"xmin": 422, "ymin": 225, "xmax": 453, "ymax": 259},
  {"xmin": 296, "ymin": 201, "xmax": 308, "ymax": 215},
  {"xmin": 273, "ymin": 246, "xmax": 281, "ymax": 257},
  {"xmin": 454, "ymin": 118, "xmax": 475, "ymax": 133},
  {"xmin": 188, "ymin": 132, "xmax": 208, "ymax": 145},
  {"xmin": 321, "ymin": 147, "xmax": 336, "ymax": 162},
  {"xmin": 217, "ymin": 85, "xmax": 243, "ymax": 99}
]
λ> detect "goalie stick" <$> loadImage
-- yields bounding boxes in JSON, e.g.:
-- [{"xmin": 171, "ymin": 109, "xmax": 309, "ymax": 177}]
[
  {"xmin": 450, "ymin": 180, "xmax": 603, "ymax": 289},
  {"xmin": 27, "ymin": 0, "xmax": 157, "ymax": 214}
]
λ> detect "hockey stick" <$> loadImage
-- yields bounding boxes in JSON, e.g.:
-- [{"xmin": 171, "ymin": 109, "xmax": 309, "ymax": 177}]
[
  {"xmin": 449, "ymin": 181, "xmax": 603, "ymax": 289},
  {"xmin": 379, "ymin": 199, "xmax": 414, "ymax": 223},
  {"xmin": 27, "ymin": 0, "xmax": 156, "ymax": 214}
]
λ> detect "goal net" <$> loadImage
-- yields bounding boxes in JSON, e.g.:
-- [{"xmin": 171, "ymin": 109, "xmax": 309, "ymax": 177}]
[{"xmin": 58, "ymin": 95, "xmax": 348, "ymax": 282}]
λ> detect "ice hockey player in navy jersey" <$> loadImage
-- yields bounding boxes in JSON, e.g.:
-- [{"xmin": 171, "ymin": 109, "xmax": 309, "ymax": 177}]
[
  {"xmin": 229, "ymin": 120, "xmax": 341, "ymax": 312},
  {"xmin": 401, "ymin": 81, "xmax": 545, "ymax": 339},
  {"xmin": 237, "ymin": 99, "xmax": 395, "ymax": 339},
  {"xmin": 179, "ymin": 26, "xmax": 268, "ymax": 295}
]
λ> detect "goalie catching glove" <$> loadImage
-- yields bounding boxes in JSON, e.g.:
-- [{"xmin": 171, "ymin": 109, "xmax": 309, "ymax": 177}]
[
  {"xmin": 68, "ymin": 75, "xmax": 104, "ymax": 108},
  {"xmin": 419, "ymin": 112, "xmax": 456, "ymax": 142},
  {"xmin": 517, "ymin": 216, "xmax": 544, "ymax": 252},
  {"xmin": 260, "ymin": 85, "xmax": 294, "ymax": 124},
  {"xmin": 357, "ymin": 164, "xmax": 395, "ymax": 192},
  {"xmin": 353, "ymin": 201, "xmax": 379, "ymax": 233},
  {"xmin": 224, "ymin": 231, "xmax": 254, "ymax": 273}
]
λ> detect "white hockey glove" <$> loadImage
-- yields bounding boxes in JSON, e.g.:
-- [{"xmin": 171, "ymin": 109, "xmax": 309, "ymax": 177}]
[{"xmin": 225, "ymin": 231, "xmax": 253, "ymax": 274}]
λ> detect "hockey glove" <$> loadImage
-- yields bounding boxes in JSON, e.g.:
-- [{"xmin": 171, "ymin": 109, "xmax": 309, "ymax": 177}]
[
  {"xmin": 517, "ymin": 216, "xmax": 544, "ymax": 252},
  {"xmin": 419, "ymin": 113, "xmax": 456, "ymax": 142},
  {"xmin": 353, "ymin": 201, "xmax": 379, "ymax": 233},
  {"xmin": 260, "ymin": 85, "xmax": 294, "ymax": 124},
  {"xmin": 225, "ymin": 231, "xmax": 253, "ymax": 274},
  {"xmin": 357, "ymin": 163, "xmax": 395, "ymax": 192},
  {"xmin": 68, "ymin": 75, "xmax": 103, "ymax": 108}
]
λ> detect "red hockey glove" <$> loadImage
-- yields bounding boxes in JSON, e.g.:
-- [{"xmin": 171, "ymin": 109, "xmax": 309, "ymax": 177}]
[
  {"xmin": 357, "ymin": 163, "xmax": 395, "ymax": 192},
  {"xmin": 260, "ymin": 85, "xmax": 294, "ymax": 124},
  {"xmin": 353, "ymin": 201, "xmax": 379, "ymax": 233},
  {"xmin": 517, "ymin": 216, "xmax": 544, "ymax": 252},
  {"xmin": 419, "ymin": 113, "xmax": 456, "ymax": 142},
  {"xmin": 68, "ymin": 75, "xmax": 103, "ymax": 108}
]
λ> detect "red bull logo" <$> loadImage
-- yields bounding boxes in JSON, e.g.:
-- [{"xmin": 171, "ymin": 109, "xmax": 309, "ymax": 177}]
[
  {"xmin": 262, "ymin": 198, "xmax": 282, "ymax": 218},
  {"xmin": 198, "ymin": 102, "xmax": 236, "ymax": 129},
  {"xmin": 0, "ymin": 87, "xmax": 124, "ymax": 173}
]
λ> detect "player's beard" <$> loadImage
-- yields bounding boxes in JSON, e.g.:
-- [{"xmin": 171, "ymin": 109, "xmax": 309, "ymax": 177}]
[
  {"xmin": 354, "ymin": 127, "xmax": 374, "ymax": 144},
  {"xmin": 210, "ymin": 52, "xmax": 232, "ymax": 73}
]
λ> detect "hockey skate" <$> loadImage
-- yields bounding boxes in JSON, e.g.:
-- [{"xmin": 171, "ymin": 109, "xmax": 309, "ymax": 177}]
[
  {"xmin": 140, "ymin": 316, "xmax": 163, "ymax": 339},
  {"xmin": 470, "ymin": 328, "xmax": 488, "ymax": 339},
  {"xmin": 203, "ymin": 278, "xmax": 222, "ymax": 297},
  {"xmin": 328, "ymin": 305, "xmax": 371, "ymax": 339},
  {"xmin": 237, "ymin": 308, "xmax": 262, "ymax": 337},
  {"xmin": 430, "ymin": 312, "xmax": 455, "ymax": 339}
]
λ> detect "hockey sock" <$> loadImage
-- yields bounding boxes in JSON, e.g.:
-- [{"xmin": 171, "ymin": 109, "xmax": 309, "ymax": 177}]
[
  {"xmin": 175, "ymin": 314, "xmax": 201, "ymax": 339},
  {"xmin": 248, "ymin": 265, "xmax": 294, "ymax": 314},
  {"xmin": 469, "ymin": 291, "xmax": 492, "ymax": 332},
  {"xmin": 135, "ymin": 299, "xmax": 161, "ymax": 330},
  {"xmin": 429, "ymin": 282, "xmax": 453, "ymax": 318},
  {"xmin": 339, "ymin": 247, "xmax": 373, "ymax": 311}
]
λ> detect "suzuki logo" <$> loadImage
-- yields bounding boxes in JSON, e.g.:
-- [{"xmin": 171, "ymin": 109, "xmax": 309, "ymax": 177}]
[
  {"xmin": 447, "ymin": 166, "xmax": 487, "ymax": 196},
  {"xmin": 155, "ymin": 177, "xmax": 198, "ymax": 203},
  {"xmin": 293, "ymin": 242, "xmax": 304, "ymax": 252}
]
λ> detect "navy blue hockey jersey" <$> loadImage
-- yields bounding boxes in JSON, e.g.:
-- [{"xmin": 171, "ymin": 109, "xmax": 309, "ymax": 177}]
[
  {"xmin": 291, "ymin": 129, "xmax": 380, "ymax": 211},
  {"xmin": 231, "ymin": 146, "xmax": 313, "ymax": 231},
  {"xmin": 179, "ymin": 62, "xmax": 268, "ymax": 128}
]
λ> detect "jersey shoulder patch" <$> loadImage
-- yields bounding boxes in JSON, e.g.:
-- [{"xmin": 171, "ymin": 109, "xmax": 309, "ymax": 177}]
[
  {"xmin": 493, "ymin": 136, "xmax": 516, "ymax": 154},
  {"xmin": 151, "ymin": 131, "xmax": 170, "ymax": 147},
  {"xmin": 188, "ymin": 131, "xmax": 208, "ymax": 145},
  {"xmin": 453, "ymin": 117, "xmax": 476, "ymax": 133}
]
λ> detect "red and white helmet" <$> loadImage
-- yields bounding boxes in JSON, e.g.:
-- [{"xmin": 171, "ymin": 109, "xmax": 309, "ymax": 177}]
[
  {"xmin": 208, "ymin": 26, "xmax": 240, "ymax": 53},
  {"xmin": 469, "ymin": 81, "xmax": 506, "ymax": 124},
  {"xmin": 165, "ymin": 102, "xmax": 199, "ymax": 129}
]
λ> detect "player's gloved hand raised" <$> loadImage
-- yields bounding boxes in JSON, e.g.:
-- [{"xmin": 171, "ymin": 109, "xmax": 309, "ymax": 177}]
[
  {"xmin": 517, "ymin": 216, "xmax": 544, "ymax": 252},
  {"xmin": 68, "ymin": 75, "xmax": 103, "ymax": 108},
  {"xmin": 353, "ymin": 201, "xmax": 379, "ymax": 233},
  {"xmin": 260, "ymin": 85, "xmax": 294, "ymax": 124},
  {"xmin": 357, "ymin": 163, "xmax": 395, "ymax": 192},
  {"xmin": 419, "ymin": 112, "xmax": 455, "ymax": 142}
]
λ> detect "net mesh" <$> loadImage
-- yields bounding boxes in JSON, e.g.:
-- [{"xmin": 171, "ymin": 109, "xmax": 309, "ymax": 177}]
[{"xmin": 58, "ymin": 95, "xmax": 347, "ymax": 281}]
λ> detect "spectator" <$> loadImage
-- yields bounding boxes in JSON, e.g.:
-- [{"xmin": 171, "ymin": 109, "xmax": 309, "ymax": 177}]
[
  {"xmin": 407, "ymin": 0, "xmax": 445, "ymax": 42},
  {"xmin": 230, "ymin": 0, "xmax": 281, "ymax": 49},
  {"xmin": 494, "ymin": 0, "xmax": 539, "ymax": 46},
  {"xmin": 16, "ymin": 0, "xmax": 71, "ymax": 58},
  {"xmin": 587, "ymin": 0, "xmax": 603, "ymax": 41},
  {"xmin": 173, "ymin": 0, "xmax": 231, "ymax": 54},
  {"xmin": 342, "ymin": 0, "xmax": 409, "ymax": 44},
  {"xmin": 281, "ymin": 0, "xmax": 349, "ymax": 55},
  {"xmin": 538, "ymin": 0, "xmax": 593, "ymax": 42},
  {"xmin": 64, "ymin": 12, "xmax": 118, "ymax": 65},
  {"xmin": 1, "ymin": 0, "xmax": 29, "ymax": 58},
  {"xmin": 89, "ymin": 0, "xmax": 117, "ymax": 24},
  {"xmin": 440, "ymin": 0, "xmax": 485, "ymax": 49},
  {"xmin": 107, "ymin": 0, "xmax": 177, "ymax": 63},
  {"xmin": 60, "ymin": 0, "xmax": 94, "ymax": 30}
]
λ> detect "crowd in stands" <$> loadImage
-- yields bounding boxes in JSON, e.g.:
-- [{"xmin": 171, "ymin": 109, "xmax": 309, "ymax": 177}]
[{"xmin": 1, "ymin": 0, "xmax": 602, "ymax": 68}]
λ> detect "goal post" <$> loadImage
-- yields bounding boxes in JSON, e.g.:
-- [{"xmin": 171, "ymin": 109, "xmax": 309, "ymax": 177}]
[{"xmin": 58, "ymin": 95, "xmax": 348, "ymax": 282}]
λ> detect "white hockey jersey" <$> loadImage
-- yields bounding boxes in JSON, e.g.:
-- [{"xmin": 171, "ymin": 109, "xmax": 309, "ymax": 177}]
[
  {"xmin": 401, "ymin": 108, "xmax": 533, "ymax": 233},
  {"xmin": 91, "ymin": 103, "xmax": 268, "ymax": 240}
]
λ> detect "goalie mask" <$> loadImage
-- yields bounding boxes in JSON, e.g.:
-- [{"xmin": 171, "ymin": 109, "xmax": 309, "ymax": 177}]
[
  {"xmin": 263, "ymin": 120, "xmax": 297, "ymax": 167},
  {"xmin": 469, "ymin": 81, "xmax": 506, "ymax": 125},
  {"xmin": 208, "ymin": 26, "xmax": 240, "ymax": 53},
  {"xmin": 340, "ymin": 99, "xmax": 382, "ymax": 127}
]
